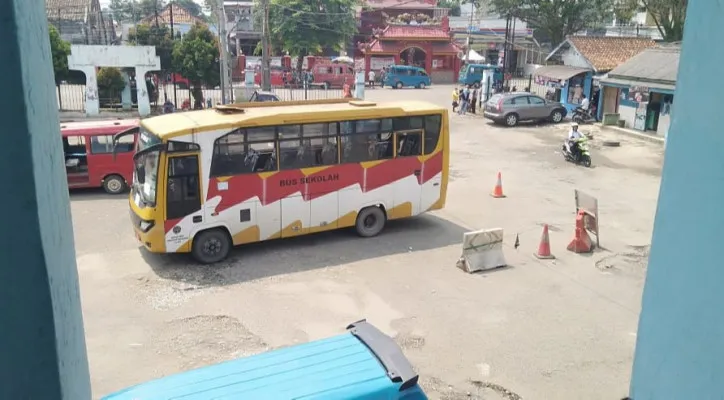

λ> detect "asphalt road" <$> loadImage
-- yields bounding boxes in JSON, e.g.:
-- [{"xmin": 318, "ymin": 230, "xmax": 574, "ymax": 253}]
[{"xmin": 72, "ymin": 84, "xmax": 664, "ymax": 399}]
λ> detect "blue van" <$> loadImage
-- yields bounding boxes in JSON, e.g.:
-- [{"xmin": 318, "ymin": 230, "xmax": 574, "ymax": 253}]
[
  {"xmin": 458, "ymin": 64, "xmax": 503, "ymax": 88},
  {"xmin": 102, "ymin": 320, "xmax": 428, "ymax": 400},
  {"xmin": 383, "ymin": 65, "xmax": 431, "ymax": 89}
]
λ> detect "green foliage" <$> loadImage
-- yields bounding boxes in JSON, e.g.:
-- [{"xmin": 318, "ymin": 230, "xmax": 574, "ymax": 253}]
[
  {"xmin": 97, "ymin": 67, "xmax": 126, "ymax": 97},
  {"xmin": 437, "ymin": 0, "xmax": 461, "ymax": 17},
  {"xmin": 488, "ymin": 0, "xmax": 614, "ymax": 46},
  {"xmin": 49, "ymin": 25, "xmax": 71, "ymax": 84},
  {"xmin": 619, "ymin": 0, "xmax": 687, "ymax": 42},
  {"xmin": 110, "ymin": 0, "xmax": 166, "ymax": 23},
  {"xmin": 128, "ymin": 23, "xmax": 176, "ymax": 70},
  {"xmin": 255, "ymin": 0, "xmax": 358, "ymax": 71},
  {"xmin": 172, "ymin": 23, "xmax": 220, "ymax": 87},
  {"xmin": 174, "ymin": 0, "xmax": 204, "ymax": 18}
]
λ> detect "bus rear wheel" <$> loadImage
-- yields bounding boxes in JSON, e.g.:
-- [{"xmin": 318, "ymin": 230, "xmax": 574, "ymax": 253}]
[
  {"xmin": 192, "ymin": 228, "xmax": 231, "ymax": 264},
  {"xmin": 355, "ymin": 206, "xmax": 386, "ymax": 237}
]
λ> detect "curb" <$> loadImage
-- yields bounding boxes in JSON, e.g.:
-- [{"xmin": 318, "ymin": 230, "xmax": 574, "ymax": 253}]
[{"xmin": 598, "ymin": 124, "xmax": 665, "ymax": 145}]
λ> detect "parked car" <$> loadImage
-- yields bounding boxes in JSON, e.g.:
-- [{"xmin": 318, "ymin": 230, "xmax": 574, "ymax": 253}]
[
  {"xmin": 383, "ymin": 65, "xmax": 431, "ymax": 89},
  {"xmin": 483, "ymin": 92, "xmax": 567, "ymax": 127},
  {"xmin": 248, "ymin": 90, "xmax": 280, "ymax": 102}
]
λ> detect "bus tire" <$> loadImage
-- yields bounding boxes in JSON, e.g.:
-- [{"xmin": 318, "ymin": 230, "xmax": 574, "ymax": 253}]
[
  {"xmin": 474, "ymin": 81, "xmax": 481, "ymax": 88},
  {"xmin": 191, "ymin": 228, "xmax": 232, "ymax": 264},
  {"xmin": 355, "ymin": 206, "xmax": 386, "ymax": 238},
  {"xmin": 395, "ymin": 82, "xmax": 403, "ymax": 89},
  {"xmin": 103, "ymin": 174, "xmax": 127, "ymax": 194}
]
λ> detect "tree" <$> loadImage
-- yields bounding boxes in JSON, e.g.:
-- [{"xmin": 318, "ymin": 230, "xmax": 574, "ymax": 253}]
[
  {"xmin": 255, "ymin": 0, "xmax": 358, "ymax": 72},
  {"xmin": 110, "ymin": 0, "xmax": 166, "ymax": 23},
  {"xmin": 174, "ymin": 0, "xmax": 204, "ymax": 19},
  {"xmin": 617, "ymin": 0, "xmax": 687, "ymax": 42},
  {"xmin": 173, "ymin": 23, "xmax": 220, "ymax": 108},
  {"xmin": 49, "ymin": 25, "xmax": 71, "ymax": 84},
  {"xmin": 488, "ymin": 0, "xmax": 614, "ymax": 46},
  {"xmin": 97, "ymin": 67, "xmax": 127, "ymax": 104},
  {"xmin": 438, "ymin": 0, "xmax": 461, "ymax": 17},
  {"xmin": 127, "ymin": 23, "xmax": 176, "ymax": 71}
]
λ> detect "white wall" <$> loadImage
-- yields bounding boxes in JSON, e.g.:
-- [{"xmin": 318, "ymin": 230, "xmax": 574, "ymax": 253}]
[
  {"xmin": 657, "ymin": 114, "xmax": 671, "ymax": 137},
  {"xmin": 560, "ymin": 47, "xmax": 592, "ymax": 69},
  {"xmin": 619, "ymin": 104, "xmax": 637, "ymax": 128}
]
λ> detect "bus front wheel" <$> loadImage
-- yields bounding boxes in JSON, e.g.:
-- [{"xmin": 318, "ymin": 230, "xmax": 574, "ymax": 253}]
[
  {"xmin": 192, "ymin": 228, "xmax": 231, "ymax": 264},
  {"xmin": 355, "ymin": 206, "xmax": 386, "ymax": 238}
]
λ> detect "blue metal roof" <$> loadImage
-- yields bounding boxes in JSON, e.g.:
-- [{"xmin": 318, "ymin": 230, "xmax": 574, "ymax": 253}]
[{"xmin": 102, "ymin": 332, "xmax": 401, "ymax": 400}]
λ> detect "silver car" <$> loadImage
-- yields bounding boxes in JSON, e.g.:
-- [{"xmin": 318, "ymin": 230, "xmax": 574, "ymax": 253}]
[{"xmin": 483, "ymin": 93, "xmax": 567, "ymax": 127}]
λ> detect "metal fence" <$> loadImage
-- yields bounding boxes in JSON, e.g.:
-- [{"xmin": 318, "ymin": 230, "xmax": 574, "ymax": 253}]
[{"xmin": 56, "ymin": 83, "xmax": 345, "ymax": 112}]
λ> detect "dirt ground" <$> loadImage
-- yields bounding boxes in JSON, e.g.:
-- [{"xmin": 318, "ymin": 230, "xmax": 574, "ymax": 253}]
[{"xmin": 71, "ymin": 85, "xmax": 664, "ymax": 399}]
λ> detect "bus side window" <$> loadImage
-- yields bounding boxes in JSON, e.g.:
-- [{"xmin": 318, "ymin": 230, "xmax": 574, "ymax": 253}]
[
  {"xmin": 303, "ymin": 123, "xmax": 338, "ymax": 167},
  {"xmin": 396, "ymin": 131, "xmax": 422, "ymax": 157},
  {"xmin": 210, "ymin": 128, "xmax": 277, "ymax": 176},
  {"xmin": 341, "ymin": 119, "xmax": 393, "ymax": 163},
  {"xmin": 278, "ymin": 124, "xmax": 305, "ymax": 170},
  {"xmin": 423, "ymin": 115, "xmax": 442, "ymax": 155}
]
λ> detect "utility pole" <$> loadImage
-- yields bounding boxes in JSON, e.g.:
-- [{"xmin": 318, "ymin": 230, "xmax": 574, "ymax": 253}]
[
  {"xmin": 170, "ymin": 1, "xmax": 178, "ymax": 107},
  {"xmin": 465, "ymin": 2, "xmax": 475, "ymax": 63},
  {"xmin": 261, "ymin": 0, "xmax": 271, "ymax": 91},
  {"xmin": 216, "ymin": 0, "xmax": 232, "ymax": 104}
]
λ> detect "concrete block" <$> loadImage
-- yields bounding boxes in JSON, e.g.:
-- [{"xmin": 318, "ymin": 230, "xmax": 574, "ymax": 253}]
[{"xmin": 457, "ymin": 228, "xmax": 507, "ymax": 273}]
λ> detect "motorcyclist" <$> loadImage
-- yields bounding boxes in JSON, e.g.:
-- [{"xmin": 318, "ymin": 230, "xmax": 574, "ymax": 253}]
[{"xmin": 566, "ymin": 122, "xmax": 583, "ymax": 159}]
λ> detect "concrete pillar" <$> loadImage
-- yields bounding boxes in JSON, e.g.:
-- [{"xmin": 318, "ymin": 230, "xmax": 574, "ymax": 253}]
[
  {"xmin": 629, "ymin": 2, "xmax": 724, "ymax": 398},
  {"xmin": 77, "ymin": 66, "xmax": 99, "ymax": 116},
  {"xmin": 0, "ymin": 0, "xmax": 91, "ymax": 398},
  {"xmin": 134, "ymin": 67, "xmax": 152, "ymax": 116},
  {"xmin": 121, "ymin": 70, "xmax": 132, "ymax": 110}
]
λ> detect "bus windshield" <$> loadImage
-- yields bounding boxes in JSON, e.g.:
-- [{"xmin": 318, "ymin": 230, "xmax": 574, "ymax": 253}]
[{"xmin": 133, "ymin": 128, "xmax": 162, "ymax": 206}]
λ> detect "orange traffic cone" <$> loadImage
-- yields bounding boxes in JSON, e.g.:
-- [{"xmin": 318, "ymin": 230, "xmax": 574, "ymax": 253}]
[
  {"xmin": 534, "ymin": 224, "xmax": 555, "ymax": 259},
  {"xmin": 567, "ymin": 210, "xmax": 593, "ymax": 253},
  {"xmin": 491, "ymin": 172, "xmax": 506, "ymax": 198}
]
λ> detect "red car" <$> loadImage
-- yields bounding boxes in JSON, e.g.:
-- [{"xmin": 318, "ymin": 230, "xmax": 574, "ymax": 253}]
[{"xmin": 61, "ymin": 119, "xmax": 139, "ymax": 194}]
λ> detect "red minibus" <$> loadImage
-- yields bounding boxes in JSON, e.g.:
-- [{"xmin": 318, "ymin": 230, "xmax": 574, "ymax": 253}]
[{"xmin": 61, "ymin": 119, "xmax": 139, "ymax": 194}]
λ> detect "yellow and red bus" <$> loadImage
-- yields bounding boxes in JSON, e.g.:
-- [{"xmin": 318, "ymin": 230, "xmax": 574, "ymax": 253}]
[{"xmin": 119, "ymin": 99, "xmax": 449, "ymax": 263}]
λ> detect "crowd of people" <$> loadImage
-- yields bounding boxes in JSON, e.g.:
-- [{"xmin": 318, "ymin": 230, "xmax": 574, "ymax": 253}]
[{"xmin": 451, "ymin": 85, "xmax": 484, "ymax": 116}]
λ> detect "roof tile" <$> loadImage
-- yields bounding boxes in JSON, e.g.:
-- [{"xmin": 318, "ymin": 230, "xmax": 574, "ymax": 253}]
[
  {"xmin": 566, "ymin": 36, "xmax": 657, "ymax": 72},
  {"xmin": 46, "ymin": 0, "xmax": 91, "ymax": 21},
  {"xmin": 139, "ymin": 3, "xmax": 206, "ymax": 26}
]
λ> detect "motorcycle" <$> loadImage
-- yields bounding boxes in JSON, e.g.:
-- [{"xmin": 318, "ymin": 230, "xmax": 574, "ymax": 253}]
[
  {"xmin": 562, "ymin": 136, "xmax": 592, "ymax": 167},
  {"xmin": 572, "ymin": 107, "xmax": 596, "ymax": 124}
]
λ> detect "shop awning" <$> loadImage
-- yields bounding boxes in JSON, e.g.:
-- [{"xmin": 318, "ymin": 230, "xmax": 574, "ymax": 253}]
[
  {"xmin": 533, "ymin": 65, "xmax": 591, "ymax": 81},
  {"xmin": 601, "ymin": 77, "xmax": 676, "ymax": 92}
]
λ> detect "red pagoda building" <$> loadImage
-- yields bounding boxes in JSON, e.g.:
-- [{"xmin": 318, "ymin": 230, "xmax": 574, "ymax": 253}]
[{"xmin": 360, "ymin": 15, "xmax": 461, "ymax": 83}]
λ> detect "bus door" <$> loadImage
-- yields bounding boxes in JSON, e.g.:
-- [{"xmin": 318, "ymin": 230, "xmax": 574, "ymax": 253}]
[
  {"xmin": 64, "ymin": 135, "xmax": 90, "ymax": 188},
  {"xmin": 393, "ymin": 128, "xmax": 424, "ymax": 217},
  {"xmin": 164, "ymin": 151, "xmax": 203, "ymax": 252}
]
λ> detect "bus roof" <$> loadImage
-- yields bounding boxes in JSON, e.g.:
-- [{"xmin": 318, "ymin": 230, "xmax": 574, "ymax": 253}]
[
  {"xmin": 141, "ymin": 99, "xmax": 445, "ymax": 139},
  {"xmin": 60, "ymin": 119, "xmax": 139, "ymax": 136}
]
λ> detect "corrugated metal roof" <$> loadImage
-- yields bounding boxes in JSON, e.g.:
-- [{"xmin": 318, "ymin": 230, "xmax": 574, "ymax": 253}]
[
  {"xmin": 607, "ymin": 46, "xmax": 680, "ymax": 83},
  {"xmin": 533, "ymin": 65, "xmax": 591, "ymax": 81}
]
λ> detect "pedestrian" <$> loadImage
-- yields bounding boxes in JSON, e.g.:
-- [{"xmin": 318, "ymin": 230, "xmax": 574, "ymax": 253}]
[
  {"xmin": 458, "ymin": 87, "xmax": 469, "ymax": 115},
  {"xmin": 470, "ymin": 87, "xmax": 478, "ymax": 114},
  {"xmin": 368, "ymin": 70, "xmax": 376, "ymax": 88},
  {"xmin": 452, "ymin": 87, "xmax": 459, "ymax": 112}
]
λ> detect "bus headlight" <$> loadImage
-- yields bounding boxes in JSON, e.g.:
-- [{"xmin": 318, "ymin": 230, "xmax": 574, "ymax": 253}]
[{"xmin": 139, "ymin": 220, "xmax": 154, "ymax": 232}]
